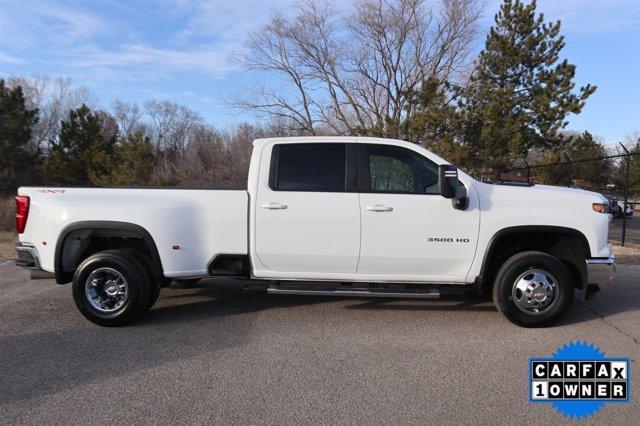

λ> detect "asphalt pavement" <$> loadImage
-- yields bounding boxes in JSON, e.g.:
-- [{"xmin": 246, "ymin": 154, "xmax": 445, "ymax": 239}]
[{"xmin": 0, "ymin": 260, "xmax": 638, "ymax": 424}]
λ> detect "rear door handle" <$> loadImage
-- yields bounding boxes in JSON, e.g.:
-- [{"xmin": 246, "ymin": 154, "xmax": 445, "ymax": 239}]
[
  {"xmin": 365, "ymin": 204, "xmax": 393, "ymax": 212},
  {"xmin": 261, "ymin": 202, "xmax": 288, "ymax": 210}
]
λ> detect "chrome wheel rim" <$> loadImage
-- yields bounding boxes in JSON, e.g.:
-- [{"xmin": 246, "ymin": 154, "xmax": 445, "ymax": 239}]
[
  {"xmin": 85, "ymin": 267, "xmax": 129, "ymax": 313},
  {"xmin": 511, "ymin": 269, "xmax": 559, "ymax": 315}
]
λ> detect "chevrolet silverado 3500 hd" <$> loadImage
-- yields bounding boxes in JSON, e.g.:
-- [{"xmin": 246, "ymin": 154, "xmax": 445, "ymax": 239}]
[{"xmin": 15, "ymin": 137, "xmax": 615, "ymax": 327}]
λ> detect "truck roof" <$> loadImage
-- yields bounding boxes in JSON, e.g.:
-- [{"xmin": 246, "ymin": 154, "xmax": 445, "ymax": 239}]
[{"xmin": 252, "ymin": 136, "xmax": 409, "ymax": 147}]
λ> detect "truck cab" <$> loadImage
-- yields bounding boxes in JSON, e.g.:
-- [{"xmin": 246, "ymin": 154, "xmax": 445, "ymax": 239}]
[{"xmin": 249, "ymin": 137, "xmax": 478, "ymax": 283}]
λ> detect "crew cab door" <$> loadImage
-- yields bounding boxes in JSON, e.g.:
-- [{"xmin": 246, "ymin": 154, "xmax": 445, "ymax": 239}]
[
  {"xmin": 254, "ymin": 142, "xmax": 360, "ymax": 274},
  {"xmin": 357, "ymin": 143, "xmax": 479, "ymax": 281}
]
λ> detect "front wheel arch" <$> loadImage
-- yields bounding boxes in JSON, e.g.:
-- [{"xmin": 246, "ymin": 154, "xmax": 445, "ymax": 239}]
[{"xmin": 478, "ymin": 226, "xmax": 590, "ymax": 293}]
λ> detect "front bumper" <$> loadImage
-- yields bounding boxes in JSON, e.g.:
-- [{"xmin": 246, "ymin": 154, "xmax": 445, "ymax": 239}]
[{"xmin": 586, "ymin": 257, "xmax": 615, "ymax": 290}]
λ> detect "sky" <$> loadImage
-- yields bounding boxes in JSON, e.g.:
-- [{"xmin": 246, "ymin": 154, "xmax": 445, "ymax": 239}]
[{"xmin": 0, "ymin": 0, "xmax": 639, "ymax": 144}]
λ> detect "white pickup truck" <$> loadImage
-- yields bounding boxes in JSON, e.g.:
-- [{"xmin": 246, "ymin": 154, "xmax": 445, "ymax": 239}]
[{"xmin": 15, "ymin": 137, "xmax": 615, "ymax": 327}]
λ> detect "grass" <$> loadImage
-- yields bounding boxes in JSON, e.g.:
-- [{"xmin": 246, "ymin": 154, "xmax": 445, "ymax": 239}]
[
  {"xmin": 0, "ymin": 198, "xmax": 16, "ymax": 259},
  {"xmin": 611, "ymin": 242, "xmax": 640, "ymax": 265},
  {"xmin": 0, "ymin": 197, "xmax": 13, "ymax": 232},
  {"xmin": 0, "ymin": 231, "xmax": 17, "ymax": 260}
]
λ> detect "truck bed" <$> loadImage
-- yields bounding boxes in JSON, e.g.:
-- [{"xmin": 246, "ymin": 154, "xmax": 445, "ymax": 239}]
[{"xmin": 17, "ymin": 187, "xmax": 249, "ymax": 278}]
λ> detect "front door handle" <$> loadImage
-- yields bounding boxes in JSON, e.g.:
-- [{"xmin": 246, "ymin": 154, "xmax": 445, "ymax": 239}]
[
  {"xmin": 261, "ymin": 202, "xmax": 288, "ymax": 210},
  {"xmin": 365, "ymin": 204, "xmax": 393, "ymax": 212}
]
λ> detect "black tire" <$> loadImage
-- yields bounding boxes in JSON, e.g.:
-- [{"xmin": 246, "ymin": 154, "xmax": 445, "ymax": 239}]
[
  {"xmin": 119, "ymin": 248, "xmax": 160, "ymax": 312},
  {"xmin": 492, "ymin": 251, "xmax": 574, "ymax": 327},
  {"xmin": 72, "ymin": 250, "xmax": 152, "ymax": 326}
]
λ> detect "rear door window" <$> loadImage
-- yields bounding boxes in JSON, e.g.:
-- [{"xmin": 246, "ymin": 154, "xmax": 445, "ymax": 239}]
[{"xmin": 270, "ymin": 143, "xmax": 347, "ymax": 192}]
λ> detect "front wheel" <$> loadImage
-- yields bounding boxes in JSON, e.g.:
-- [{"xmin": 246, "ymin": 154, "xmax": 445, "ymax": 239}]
[
  {"xmin": 492, "ymin": 251, "xmax": 574, "ymax": 327},
  {"xmin": 72, "ymin": 250, "xmax": 153, "ymax": 326}
]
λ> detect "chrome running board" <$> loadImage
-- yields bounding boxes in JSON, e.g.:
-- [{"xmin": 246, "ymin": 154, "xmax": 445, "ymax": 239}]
[{"xmin": 267, "ymin": 288, "xmax": 440, "ymax": 299}]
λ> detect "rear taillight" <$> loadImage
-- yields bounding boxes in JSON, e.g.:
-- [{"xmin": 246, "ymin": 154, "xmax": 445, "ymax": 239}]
[{"xmin": 15, "ymin": 196, "xmax": 30, "ymax": 234}]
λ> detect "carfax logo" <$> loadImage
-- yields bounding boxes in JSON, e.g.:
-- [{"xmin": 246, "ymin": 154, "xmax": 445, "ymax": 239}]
[{"xmin": 529, "ymin": 341, "xmax": 630, "ymax": 419}]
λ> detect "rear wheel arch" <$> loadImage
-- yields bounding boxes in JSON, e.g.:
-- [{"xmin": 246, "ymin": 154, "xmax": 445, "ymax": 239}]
[
  {"xmin": 479, "ymin": 226, "xmax": 591, "ymax": 293},
  {"xmin": 55, "ymin": 221, "xmax": 164, "ymax": 284}
]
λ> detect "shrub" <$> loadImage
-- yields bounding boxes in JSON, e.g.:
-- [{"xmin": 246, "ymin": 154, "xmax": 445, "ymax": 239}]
[{"xmin": 0, "ymin": 197, "xmax": 14, "ymax": 231}]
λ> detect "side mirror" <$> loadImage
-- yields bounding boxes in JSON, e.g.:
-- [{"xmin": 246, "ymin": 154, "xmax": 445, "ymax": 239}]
[
  {"xmin": 439, "ymin": 165, "xmax": 468, "ymax": 210},
  {"xmin": 439, "ymin": 164, "xmax": 459, "ymax": 198}
]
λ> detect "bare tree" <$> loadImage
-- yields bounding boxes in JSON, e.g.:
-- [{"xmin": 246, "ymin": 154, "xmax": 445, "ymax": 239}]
[
  {"xmin": 176, "ymin": 124, "xmax": 225, "ymax": 188},
  {"xmin": 234, "ymin": 0, "xmax": 482, "ymax": 136},
  {"xmin": 143, "ymin": 100, "xmax": 203, "ymax": 184},
  {"xmin": 7, "ymin": 75, "xmax": 91, "ymax": 152},
  {"xmin": 144, "ymin": 100, "xmax": 202, "ymax": 151},
  {"xmin": 112, "ymin": 101, "xmax": 146, "ymax": 138}
]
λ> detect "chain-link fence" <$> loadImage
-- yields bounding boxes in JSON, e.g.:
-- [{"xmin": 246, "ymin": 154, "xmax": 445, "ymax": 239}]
[{"xmin": 476, "ymin": 147, "xmax": 640, "ymax": 246}]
